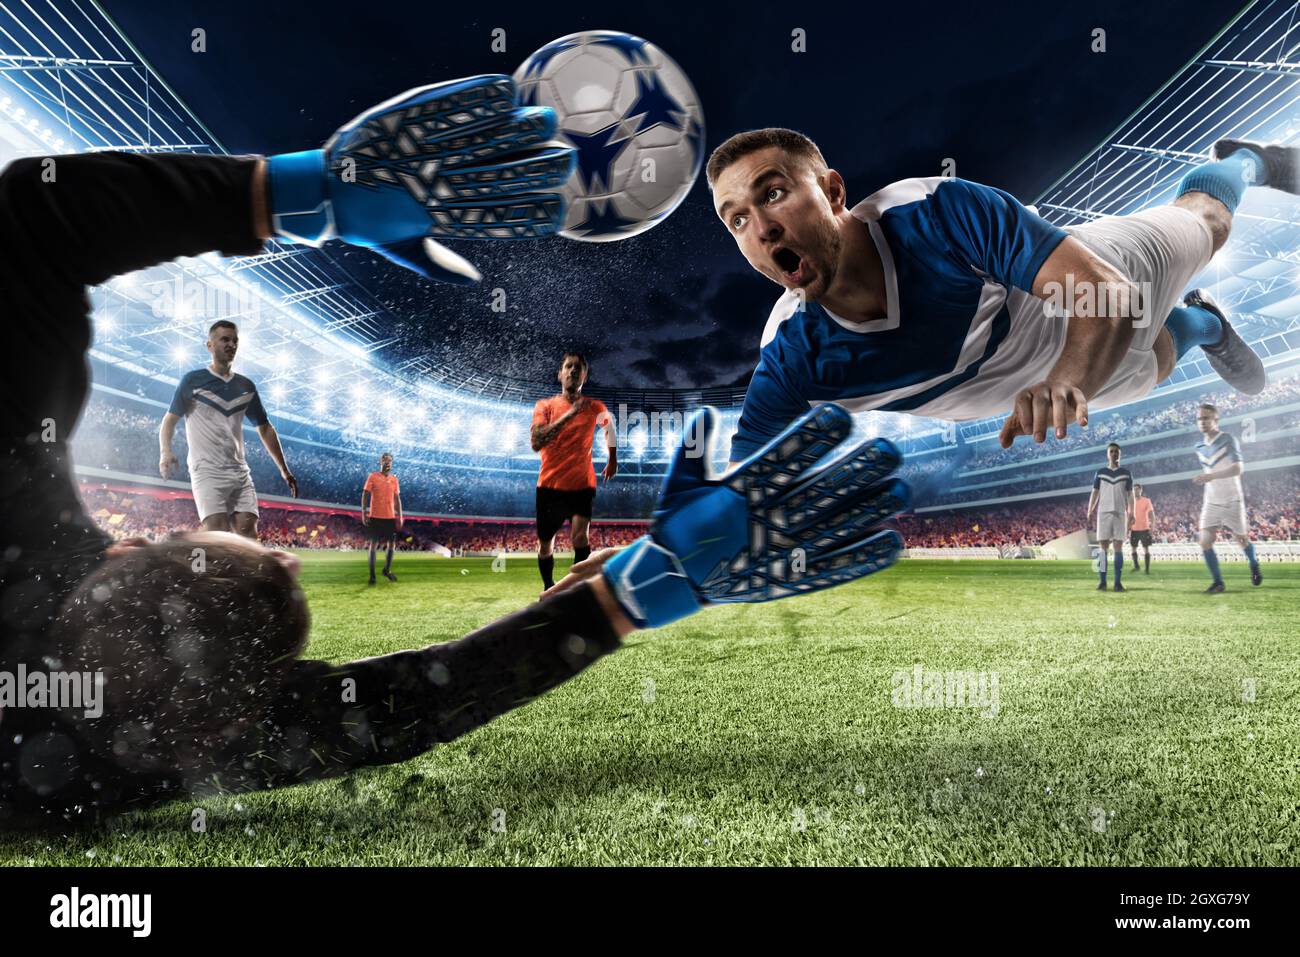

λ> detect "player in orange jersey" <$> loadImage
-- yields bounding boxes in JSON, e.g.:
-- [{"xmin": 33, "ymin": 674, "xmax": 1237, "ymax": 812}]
[
  {"xmin": 362, "ymin": 452, "xmax": 403, "ymax": 585},
  {"xmin": 1130, "ymin": 483, "xmax": 1156, "ymax": 574},
  {"xmin": 530, "ymin": 353, "xmax": 617, "ymax": 591}
]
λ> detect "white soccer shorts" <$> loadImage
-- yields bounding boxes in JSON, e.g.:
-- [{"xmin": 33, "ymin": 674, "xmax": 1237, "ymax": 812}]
[
  {"xmin": 1096, "ymin": 510, "xmax": 1128, "ymax": 542},
  {"xmin": 192, "ymin": 470, "xmax": 259, "ymax": 522},
  {"xmin": 1200, "ymin": 499, "xmax": 1249, "ymax": 536}
]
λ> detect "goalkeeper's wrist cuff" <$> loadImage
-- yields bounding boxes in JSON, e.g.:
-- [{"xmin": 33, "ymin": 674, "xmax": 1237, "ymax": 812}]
[
  {"xmin": 601, "ymin": 535, "xmax": 703, "ymax": 630},
  {"xmin": 267, "ymin": 149, "xmax": 333, "ymax": 245}
]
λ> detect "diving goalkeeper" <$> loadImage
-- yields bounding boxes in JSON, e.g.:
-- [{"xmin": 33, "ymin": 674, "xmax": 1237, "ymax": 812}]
[{"xmin": 0, "ymin": 76, "xmax": 908, "ymax": 825}]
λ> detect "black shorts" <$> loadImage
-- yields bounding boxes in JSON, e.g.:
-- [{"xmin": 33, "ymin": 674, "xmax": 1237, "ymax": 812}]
[
  {"xmin": 368, "ymin": 517, "xmax": 397, "ymax": 542},
  {"xmin": 1129, "ymin": 529, "xmax": 1153, "ymax": 548},
  {"xmin": 536, "ymin": 486, "xmax": 594, "ymax": 542}
]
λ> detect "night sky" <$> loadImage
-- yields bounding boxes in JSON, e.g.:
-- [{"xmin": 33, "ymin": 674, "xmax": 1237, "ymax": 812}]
[{"xmin": 101, "ymin": 0, "xmax": 1241, "ymax": 392}]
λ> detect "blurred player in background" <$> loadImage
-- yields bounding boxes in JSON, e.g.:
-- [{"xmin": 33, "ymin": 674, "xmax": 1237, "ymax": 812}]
[
  {"xmin": 1130, "ymin": 483, "xmax": 1156, "ymax": 574},
  {"xmin": 362, "ymin": 452, "xmax": 402, "ymax": 585},
  {"xmin": 530, "ymin": 352, "xmax": 616, "ymax": 592},
  {"xmin": 1193, "ymin": 403, "xmax": 1262, "ymax": 593},
  {"xmin": 1087, "ymin": 442, "xmax": 1134, "ymax": 592},
  {"xmin": 159, "ymin": 320, "xmax": 298, "ymax": 538}
]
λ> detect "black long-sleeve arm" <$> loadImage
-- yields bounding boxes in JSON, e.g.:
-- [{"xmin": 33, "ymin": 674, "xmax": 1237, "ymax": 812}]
[{"xmin": 217, "ymin": 581, "xmax": 623, "ymax": 796}]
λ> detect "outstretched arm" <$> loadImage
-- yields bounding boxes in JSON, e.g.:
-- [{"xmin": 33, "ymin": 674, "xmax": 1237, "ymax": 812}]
[
  {"xmin": 203, "ymin": 580, "xmax": 635, "ymax": 796},
  {"xmin": 1000, "ymin": 237, "xmax": 1142, "ymax": 447},
  {"xmin": 0, "ymin": 152, "xmax": 268, "ymax": 287}
]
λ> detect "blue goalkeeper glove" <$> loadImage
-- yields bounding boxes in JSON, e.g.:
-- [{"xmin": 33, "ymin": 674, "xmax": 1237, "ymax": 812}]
[
  {"xmin": 267, "ymin": 74, "xmax": 575, "ymax": 284},
  {"xmin": 602, "ymin": 404, "xmax": 909, "ymax": 629}
]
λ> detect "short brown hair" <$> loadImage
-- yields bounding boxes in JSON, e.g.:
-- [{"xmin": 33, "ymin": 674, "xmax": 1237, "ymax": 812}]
[
  {"xmin": 1199, "ymin": 403, "xmax": 1220, "ymax": 416},
  {"xmin": 561, "ymin": 351, "xmax": 588, "ymax": 375},
  {"xmin": 1107, "ymin": 442, "xmax": 1122, "ymax": 453},
  {"xmin": 208, "ymin": 320, "xmax": 237, "ymax": 336},
  {"xmin": 52, "ymin": 537, "xmax": 310, "ymax": 782},
  {"xmin": 706, "ymin": 128, "xmax": 827, "ymax": 190}
]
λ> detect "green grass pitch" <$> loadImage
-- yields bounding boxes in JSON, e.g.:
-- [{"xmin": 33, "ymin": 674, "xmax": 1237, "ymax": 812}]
[{"xmin": 3, "ymin": 554, "xmax": 1298, "ymax": 866}]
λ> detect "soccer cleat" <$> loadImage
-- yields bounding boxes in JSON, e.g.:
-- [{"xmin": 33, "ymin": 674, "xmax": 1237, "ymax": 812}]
[
  {"xmin": 1097, "ymin": 581, "xmax": 1108, "ymax": 591},
  {"xmin": 1184, "ymin": 289, "xmax": 1266, "ymax": 395},
  {"xmin": 1251, "ymin": 566, "xmax": 1263, "ymax": 587},
  {"xmin": 368, "ymin": 577, "xmax": 377, "ymax": 586},
  {"xmin": 1113, "ymin": 583, "xmax": 1126, "ymax": 593},
  {"xmin": 1212, "ymin": 138, "xmax": 1300, "ymax": 194},
  {"xmin": 1205, "ymin": 581, "xmax": 1226, "ymax": 594},
  {"xmin": 383, "ymin": 570, "xmax": 398, "ymax": 582}
]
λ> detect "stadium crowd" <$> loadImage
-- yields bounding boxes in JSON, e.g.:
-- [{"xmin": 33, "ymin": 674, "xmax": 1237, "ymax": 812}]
[
  {"xmin": 79, "ymin": 486, "xmax": 648, "ymax": 552},
  {"xmin": 81, "ymin": 461, "xmax": 1298, "ymax": 555},
  {"xmin": 936, "ymin": 429, "xmax": 1300, "ymax": 505},
  {"xmin": 73, "ymin": 399, "xmax": 667, "ymax": 517},
  {"xmin": 73, "ymin": 372, "xmax": 1300, "ymax": 550},
  {"xmin": 961, "ymin": 371, "xmax": 1300, "ymax": 471},
  {"xmin": 899, "ymin": 470, "xmax": 1300, "ymax": 546}
]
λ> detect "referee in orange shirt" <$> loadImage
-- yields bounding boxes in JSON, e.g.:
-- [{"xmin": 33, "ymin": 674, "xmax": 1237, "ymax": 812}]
[
  {"xmin": 1130, "ymin": 483, "xmax": 1157, "ymax": 574},
  {"xmin": 362, "ymin": 452, "xmax": 403, "ymax": 585},
  {"xmin": 530, "ymin": 353, "xmax": 617, "ymax": 591}
]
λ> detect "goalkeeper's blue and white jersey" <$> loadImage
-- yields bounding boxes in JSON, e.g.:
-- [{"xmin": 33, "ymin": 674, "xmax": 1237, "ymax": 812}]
[{"xmin": 731, "ymin": 177, "xmax": 1070, "ymax": 462}]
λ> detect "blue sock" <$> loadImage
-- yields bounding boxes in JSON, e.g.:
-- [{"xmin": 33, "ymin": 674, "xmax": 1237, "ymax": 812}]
[
  {"xmin": 1113, "ymin": 556, "xmax": 1123, "ymax": 586},
  {"xmin": 1243, "ymin": 542, "xmax": 1258, "ymax": 570},
  {"xmin": 1203, "ymin": 547, "xmax": 1223, "ymax": 584},
  {"xmin": 1177, "ymin": 149, "xmax": 1265, "ymax": 212},
  {"xmin": 1098, "ymin": 549, "xmax": 1108, "ymax": 583},
  {"xmin": 1165, "ymin": 305, "xmax": 1225, "ymax": 360}
]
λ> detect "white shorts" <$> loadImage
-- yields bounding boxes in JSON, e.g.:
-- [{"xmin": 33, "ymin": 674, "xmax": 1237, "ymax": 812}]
[
  {"xmin": 918, "ymin": 204, "xmax": 1214, "ymax": 422},
  {"xmin": 1068, "ymin": 205, "xmax": 1215, "ymax": 410},
  {"xmin": 1200, "ymin": 499, "xmax": 1248, "ymax": 536},
  {"xmin": 1097, "ymin": 511, "xmax": 1128, "ymax": 542},
  {"xmin": 192, "ymin": 470, "xmax": 259, "ymax": 522}
]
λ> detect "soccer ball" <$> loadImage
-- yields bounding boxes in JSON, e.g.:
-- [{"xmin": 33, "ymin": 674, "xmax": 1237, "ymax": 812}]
[{"xmin": 514, "ymin": 30, "xmax": 706, "ymax": 242}]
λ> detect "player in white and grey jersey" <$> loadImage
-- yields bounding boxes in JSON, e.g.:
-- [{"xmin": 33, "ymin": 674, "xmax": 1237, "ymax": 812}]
[
  {"xmin": 1086, "ymin": 442, "xmax": 1133, "ymax": 592},
  {"xmin": 1193, "ymin": 402, "xmax": 1261, "ymax": 593}
]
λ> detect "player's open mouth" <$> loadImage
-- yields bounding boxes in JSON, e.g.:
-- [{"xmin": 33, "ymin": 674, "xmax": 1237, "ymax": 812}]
[{"xmin": 773, "ymin": 246, "xmax": 804, "ymax": 283}]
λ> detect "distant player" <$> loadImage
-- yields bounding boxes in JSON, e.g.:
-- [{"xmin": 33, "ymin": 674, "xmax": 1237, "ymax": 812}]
[
  {"xmin": 1087, "ymin": 442, "xmax": 1133, "ymax": 592},
  {"xmin": 530, "ymin": 352, "xmax": 617, "ymax": 592},
  {"xmin": 1130, "ymin": 483, "xmax": 1156, "ymax": 573},
  {"xmin": 362, "ymin": 452, "xmax": 402, "ymax": 585},
  {"xmin": 1193, "ymin": 403, "xmax": 1262, "ymax": 593},
  {"xmin": 159, "ymin": 320, "xmax": 297, "ymax": 538},
  {"xmin": 706, "ymin": 130, "xmax": 1286, "ymax": 463}
]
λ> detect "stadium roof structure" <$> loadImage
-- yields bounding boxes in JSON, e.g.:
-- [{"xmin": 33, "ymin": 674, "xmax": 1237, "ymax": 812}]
[
  {"xmin": 4, "ymin": 0, "xmax": 1300, "ymax": 459},
  {"xmin": 984, "ymin": 0, "xmax": 1300, "ymax": 432}
]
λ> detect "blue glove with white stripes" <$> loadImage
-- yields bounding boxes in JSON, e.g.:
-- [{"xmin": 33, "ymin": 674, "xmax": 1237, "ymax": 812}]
[
  {"xmin": 602, "ymin": 404, "xmax": 909, "ymax": 629},
  {"xmin": 267, "ymin": 75, "xmax": 575, "ymax": 284}
]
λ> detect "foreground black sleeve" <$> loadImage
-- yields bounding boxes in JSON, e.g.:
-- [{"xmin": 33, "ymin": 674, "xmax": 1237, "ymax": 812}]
[
  {"xmin": 1, "ymin": 583, "xmax": 625, "ymax": 825},
  {"xmin": 1, "ymin": 151, "xmax": 263, "ymax": 290},
  {"xmin": 222, "ymin": 583, "xmax": 623, "ymax": 793}
]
